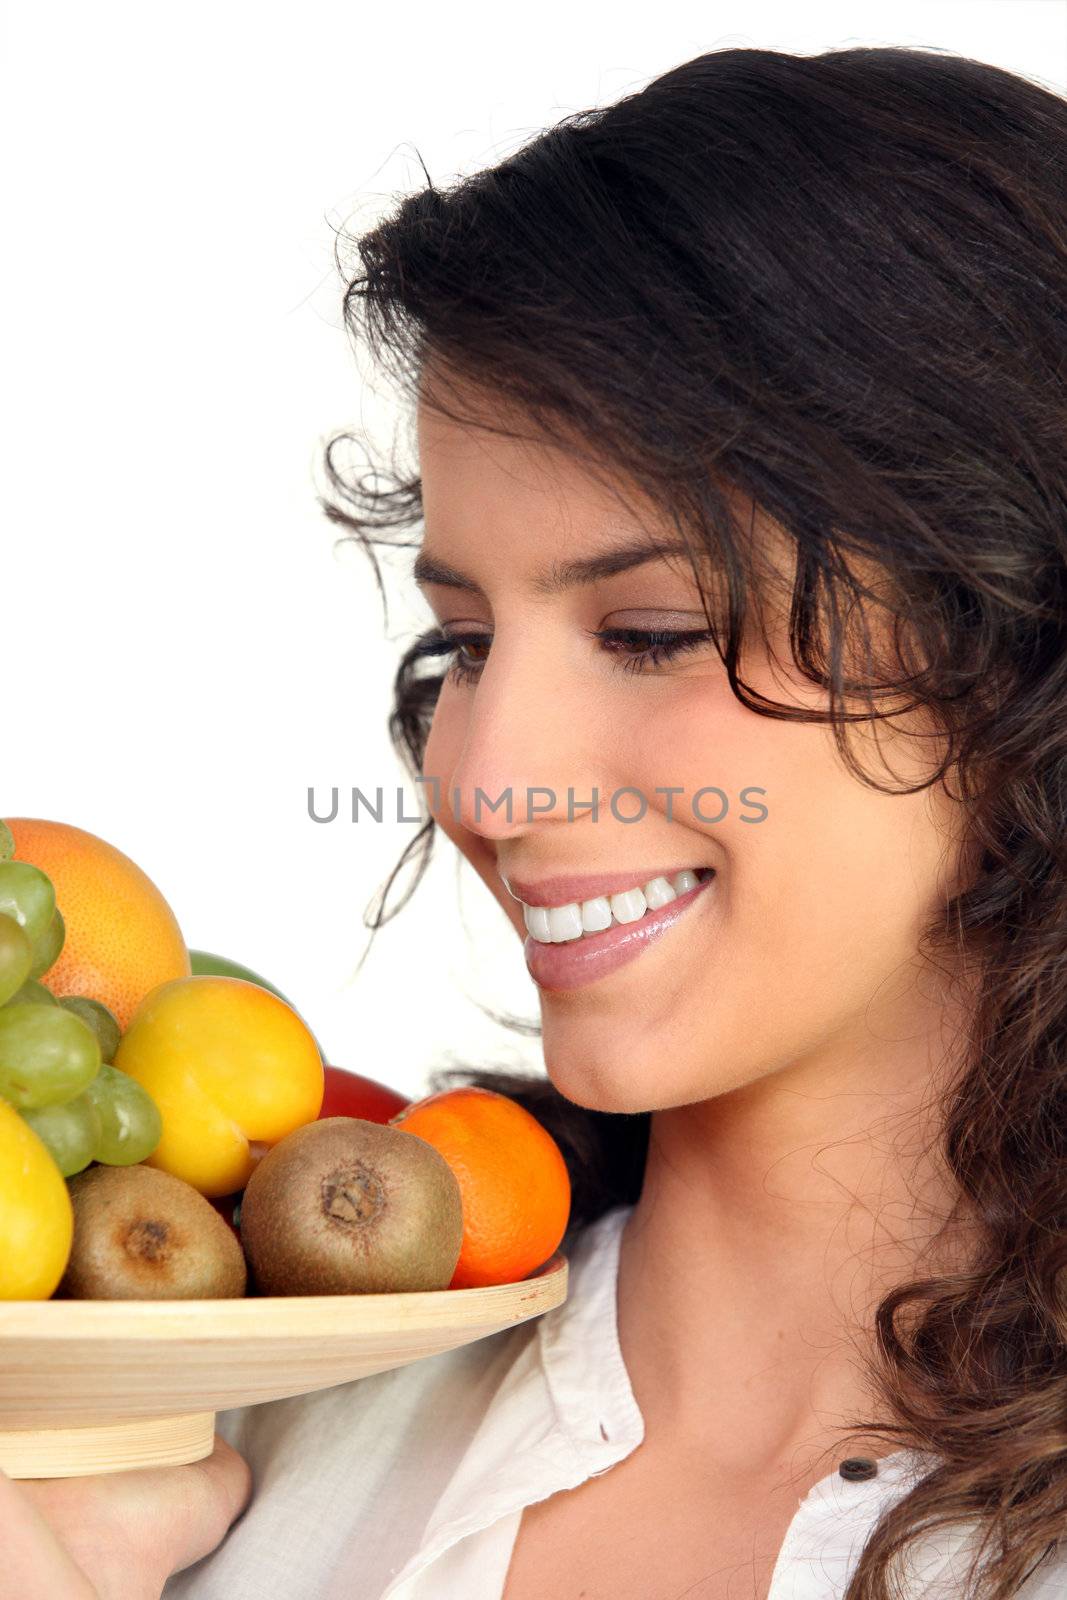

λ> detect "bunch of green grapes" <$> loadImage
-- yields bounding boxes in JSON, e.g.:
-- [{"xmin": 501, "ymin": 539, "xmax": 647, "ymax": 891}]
[{"xmin": 0, "ymin": 819, "xmax": 162, "ymax": 1176}]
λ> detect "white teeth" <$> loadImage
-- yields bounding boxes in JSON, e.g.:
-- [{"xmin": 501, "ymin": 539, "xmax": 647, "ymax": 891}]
[
  {"xmin": 581, "ymin": 897, "xmax": 613, "ymax": 934},
  {"xmin": 546, "ymin": 903, "xmax": 584, "ymax": 943},
  {"xmin": 610, "ymin": 888, "xmax": 647, "ymax": 924},
  {"xmin": 523, "ymin": 903, "xmax": 552, "ymax": 941},
  {"xmin": 522, "ymin": 869, "xmax": 710, "ymax": 944},
  {"xmin": 643, "ymin": 875, "xmax": 678, "ymax": 910}
]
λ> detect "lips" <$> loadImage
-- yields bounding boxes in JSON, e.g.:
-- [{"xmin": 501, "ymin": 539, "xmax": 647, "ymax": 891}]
[
  {"xmin": 502, "ymin": 865, "xmax": 715, "ymax": 907},
  {"xmin": 521, "ymin": 869, "xmax": 716, "ymax": 992}
]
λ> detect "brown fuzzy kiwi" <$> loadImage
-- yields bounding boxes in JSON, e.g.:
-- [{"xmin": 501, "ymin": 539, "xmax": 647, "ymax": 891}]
[
  {"xmin": 238, "ymin": 1116, "xmax": 464, "ymax": 1295},
  {"xmin": 59, "ymin": 1163, "xmax": 247, "ymax": 1299}
]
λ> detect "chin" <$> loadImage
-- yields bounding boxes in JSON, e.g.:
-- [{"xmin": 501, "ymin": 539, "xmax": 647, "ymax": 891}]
[{"xmin": 542, "ymin": 1039, "xmax": 657, "ymax": 1116}]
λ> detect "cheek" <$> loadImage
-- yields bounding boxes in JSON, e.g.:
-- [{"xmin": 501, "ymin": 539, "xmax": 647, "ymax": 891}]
[
  {"xmin": 421, "ymin": 700, "xmax": 526, "ymax": 935},
  {"xmin": 420, "ymin": 719, "xmax": 447, "ymax": 819},
  {"xmin": 646, "ymin": 693, "xmax": 948, "ymax": 1015},
  {"xmin": 421, "ymin": 690, "xmax": 460, "ymax": 784},
  {"xmin": 630, "ymin": 681, "xmax": 768, "ymax": 850},
  {"xmin": 420, "ymin": 694, "xmax": 471, "ymax": 844},
  {"xmin": 421, "ymin": 697, "xmax": 471, "ymax": 859}
]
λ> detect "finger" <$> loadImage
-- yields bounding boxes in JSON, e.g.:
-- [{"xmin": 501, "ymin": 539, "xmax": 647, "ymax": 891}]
[
  {"xmin": 161, "ymin": 1436, "xmax": 253, "ymax": 1576},
  {"xmin": 0, "ymin": 1465, "xmax": 97, "ymax": 1600},
  {"xmin": 19, "ymin": 1435, "xmax": 252, "ymax": 1594}
]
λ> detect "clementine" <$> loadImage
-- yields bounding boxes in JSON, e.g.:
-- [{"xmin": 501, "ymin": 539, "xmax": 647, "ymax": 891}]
[
  {"xmin": 5, "ymin": 819, "xmax": 191, "ymax": 1032},
  {"xmin": 391, "ymin": 1086, "xmax": 571, "ymax": 1289}
]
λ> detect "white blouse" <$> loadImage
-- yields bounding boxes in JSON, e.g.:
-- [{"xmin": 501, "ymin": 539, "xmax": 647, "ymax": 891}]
[{"xmin": 162, "ymin": 1203, "xmax": 1065, "ymax": 1599}]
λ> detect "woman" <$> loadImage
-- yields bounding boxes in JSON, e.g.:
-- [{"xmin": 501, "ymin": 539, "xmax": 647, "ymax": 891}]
[{"xmin": 8, "ymin": 41, "xmax": 1067, "ymax": 1600}]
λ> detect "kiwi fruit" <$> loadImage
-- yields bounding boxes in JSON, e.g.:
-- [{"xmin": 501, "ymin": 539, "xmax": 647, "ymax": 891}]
[
  {"xmin": 59, "ymin": 1163, "xmax": 247, "ymax": 1299},
  {"xmin": 238, "ymin": 1116, "xmax": 464, "ymax": 1296}
]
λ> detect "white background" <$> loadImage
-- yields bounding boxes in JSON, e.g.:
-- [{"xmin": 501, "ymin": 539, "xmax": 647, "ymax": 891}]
[{"xmin": 3, "ymin": 2, "xmax": 1065, "ymax": 1097}]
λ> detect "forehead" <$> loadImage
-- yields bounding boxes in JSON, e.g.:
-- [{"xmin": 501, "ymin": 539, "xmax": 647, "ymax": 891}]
[
  {"xmin": 415, "ymin": 370, "xmax": 661, "ymax": 550},
  {"xmin": 412, "ymin": 367, "xmax": 931, "ymax": 734},
  {"xmin": 414, "ymin": 359, "xmax": 835, "ymax": 628}
]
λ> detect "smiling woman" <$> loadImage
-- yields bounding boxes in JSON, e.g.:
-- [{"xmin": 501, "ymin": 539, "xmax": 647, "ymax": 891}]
[
  {"xmin": 161, "ymin": 41, "xmax": 1067, "ymax": 1600},
  {"xmin": 309, "ymin": 42, "xmax": 1067, "ymax": 1600}
]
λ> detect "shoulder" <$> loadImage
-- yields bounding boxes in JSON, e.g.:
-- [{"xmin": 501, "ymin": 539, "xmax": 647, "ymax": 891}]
[
  {"xmin": 1018, "ymin": 1541, "xmax": 1067, "ymax": 1598},
  {"xmin": 160, "ymin": 1215, "xmax": 618, "ymax": 1600},
  {"xmin": 217, "ymin": 1309, "xmax": 534, "ymax": 1469},
  {"xmin": 888, "ymin": 1491, "xmax": 1067, "ymax": 1600},
  {"xmin": 213, "ymin": 1210, "xmax": 617, "ymax": 1472},
  {"xmin": 163, "ymin": 1318, "xmax": 536, "ymax": 1600}
]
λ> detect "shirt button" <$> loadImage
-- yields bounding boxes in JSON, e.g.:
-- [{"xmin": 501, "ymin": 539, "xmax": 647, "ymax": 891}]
[{"xmin": 838, "ymin": 1457, "xmax": 878, "ymax": 1481}]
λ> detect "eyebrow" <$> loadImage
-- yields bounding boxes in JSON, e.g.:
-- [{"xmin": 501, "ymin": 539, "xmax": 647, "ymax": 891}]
[{"xmin": 411, "ymin": 537, "xmax": 696, "ymax": 598}]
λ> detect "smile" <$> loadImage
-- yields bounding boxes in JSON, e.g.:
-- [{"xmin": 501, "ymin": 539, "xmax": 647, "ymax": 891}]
[
  {"xmin": 519, "ymin": 867, "xmax": 715, "ymax": 943},
  {"xmin": 519, "ymin": 868, "xmax": 717, "ymax": 992}
]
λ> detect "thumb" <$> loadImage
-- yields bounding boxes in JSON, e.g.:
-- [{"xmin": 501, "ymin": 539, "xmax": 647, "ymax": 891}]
[
  {"xmin": 165, "ymin": 1434, "xmax": 253, "ymax": 1574},
  {"xmin": 16, "ymin": 1433, "xmax": 253, "ymax": 1598}
]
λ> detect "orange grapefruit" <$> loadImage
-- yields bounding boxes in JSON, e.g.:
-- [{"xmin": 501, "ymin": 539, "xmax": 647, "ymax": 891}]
[
  {"xmin": 6, "ymin": 819, "xmax": 190, "ymax": 1032},
  {"xmin": 391, "ymin": 1086, "xmax": 571, "ymax": 1289}
]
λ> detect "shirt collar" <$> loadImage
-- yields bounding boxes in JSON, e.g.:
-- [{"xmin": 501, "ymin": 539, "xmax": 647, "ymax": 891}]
[
  {"xmin": 380, "ymin": 1204, "xmax": 644, "ymax": 1596},
  {"xmin": 538, "ymin": 1204, "xmax": 930, "ymax": 1502},
  {"xmin": 535, "ymin": 1203, "xmax": 645, "ymax": 1468},
  {"xmin": 380, "ymin": 1200, "xmax": 937, "ymax": 1600}
]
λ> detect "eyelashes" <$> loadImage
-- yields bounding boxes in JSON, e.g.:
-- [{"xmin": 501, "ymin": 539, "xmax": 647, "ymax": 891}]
[
  {"xmin": 413, "ymin": 625, "xmax": 714, "ymax": 688},
  {"xmin": 594, "ymin": 626, "xmax": 714, "ymax": 677}
]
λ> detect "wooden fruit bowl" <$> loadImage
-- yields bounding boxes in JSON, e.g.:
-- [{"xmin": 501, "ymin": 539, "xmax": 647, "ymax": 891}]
[{"xmin": 0, "ymin": 1252, "xmax": 567, "ymax": 1479}]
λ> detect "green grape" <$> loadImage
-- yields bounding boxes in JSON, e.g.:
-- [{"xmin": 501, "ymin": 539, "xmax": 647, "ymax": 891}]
[
  {"xmin": 0, "ymin": 820, "xmax": 13, "ymax": 862},
  {"xmin": 0, "ymin": 860, "xmax": 56, "ymax": 948},
  {"xmin": 58, "ymin": 996, "xmax": 121, "ymax": 1064},
  {"xmin": 0, "ymin": 1002, "xmax": 101, "ymax": 1110},
  {"xmin": 28, "ymin": 907, "xmax": 65, "ymax": 980},
  {"xmin": 0, "ymin": 913, "xmax": 33, "ymax": 1006},
  {"xmin": 85, "ymin": 1063, "xmax": 162, "ymax": 1165},
  {"xmin": 6, "ymin": 977, "xmax": 58, "ymax": 1006},
  {"xmin": 21, "ymin": 1091, "xmax": 102, "ymax": 1177}
]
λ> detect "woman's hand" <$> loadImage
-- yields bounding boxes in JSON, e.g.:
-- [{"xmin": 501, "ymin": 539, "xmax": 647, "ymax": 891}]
[{"xmin": 0, "ymin": 1433, "xmax": 252, "ymax": 1599}]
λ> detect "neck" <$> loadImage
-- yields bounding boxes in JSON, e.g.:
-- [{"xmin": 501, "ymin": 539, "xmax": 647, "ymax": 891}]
[{"xmin": 615, "ymin": 957, "xmax": 978, "ymax": 1481}]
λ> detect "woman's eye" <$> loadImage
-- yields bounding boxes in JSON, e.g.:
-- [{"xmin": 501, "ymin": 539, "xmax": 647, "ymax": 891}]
[
  {"xmin": 443, "ymin": 634, "xmax": 492, "ymax": 686},
  {"xmin": 592, "ymin": 626, "xmax": 715, "ymax": 676},
  {"xmin": 413, "ymin": 629, "xmax": 492, "ymax": 687},
  {"xmin": 413, "ymin": 625, "xmax": 713, "ymax": 686}
]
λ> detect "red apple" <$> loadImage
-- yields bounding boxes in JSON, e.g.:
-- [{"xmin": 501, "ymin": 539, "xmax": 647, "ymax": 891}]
[
  {"xmin": 318, "ymin": 1064, "xmax": 410, "ymax": 1124},
  {"xmin": 210, "ymin": 1192, "xmax": 242, "ymax": 1238}
]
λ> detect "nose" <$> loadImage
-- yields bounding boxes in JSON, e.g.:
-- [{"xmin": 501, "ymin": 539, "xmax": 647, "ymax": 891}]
[{"xmin": 438, "ymin": 634, "xmax": 600, "ymax": 841}]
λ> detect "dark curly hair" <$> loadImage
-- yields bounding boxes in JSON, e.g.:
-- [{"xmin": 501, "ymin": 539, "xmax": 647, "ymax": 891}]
[{"xmin": 318, "ymin": 44, "xmax": 1067, "ymax": 1599}]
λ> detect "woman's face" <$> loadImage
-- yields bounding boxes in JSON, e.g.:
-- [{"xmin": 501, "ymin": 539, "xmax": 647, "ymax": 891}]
[{"xmin": 414, "ymin": 380, "xmax": 970, "ymax": 1114}]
